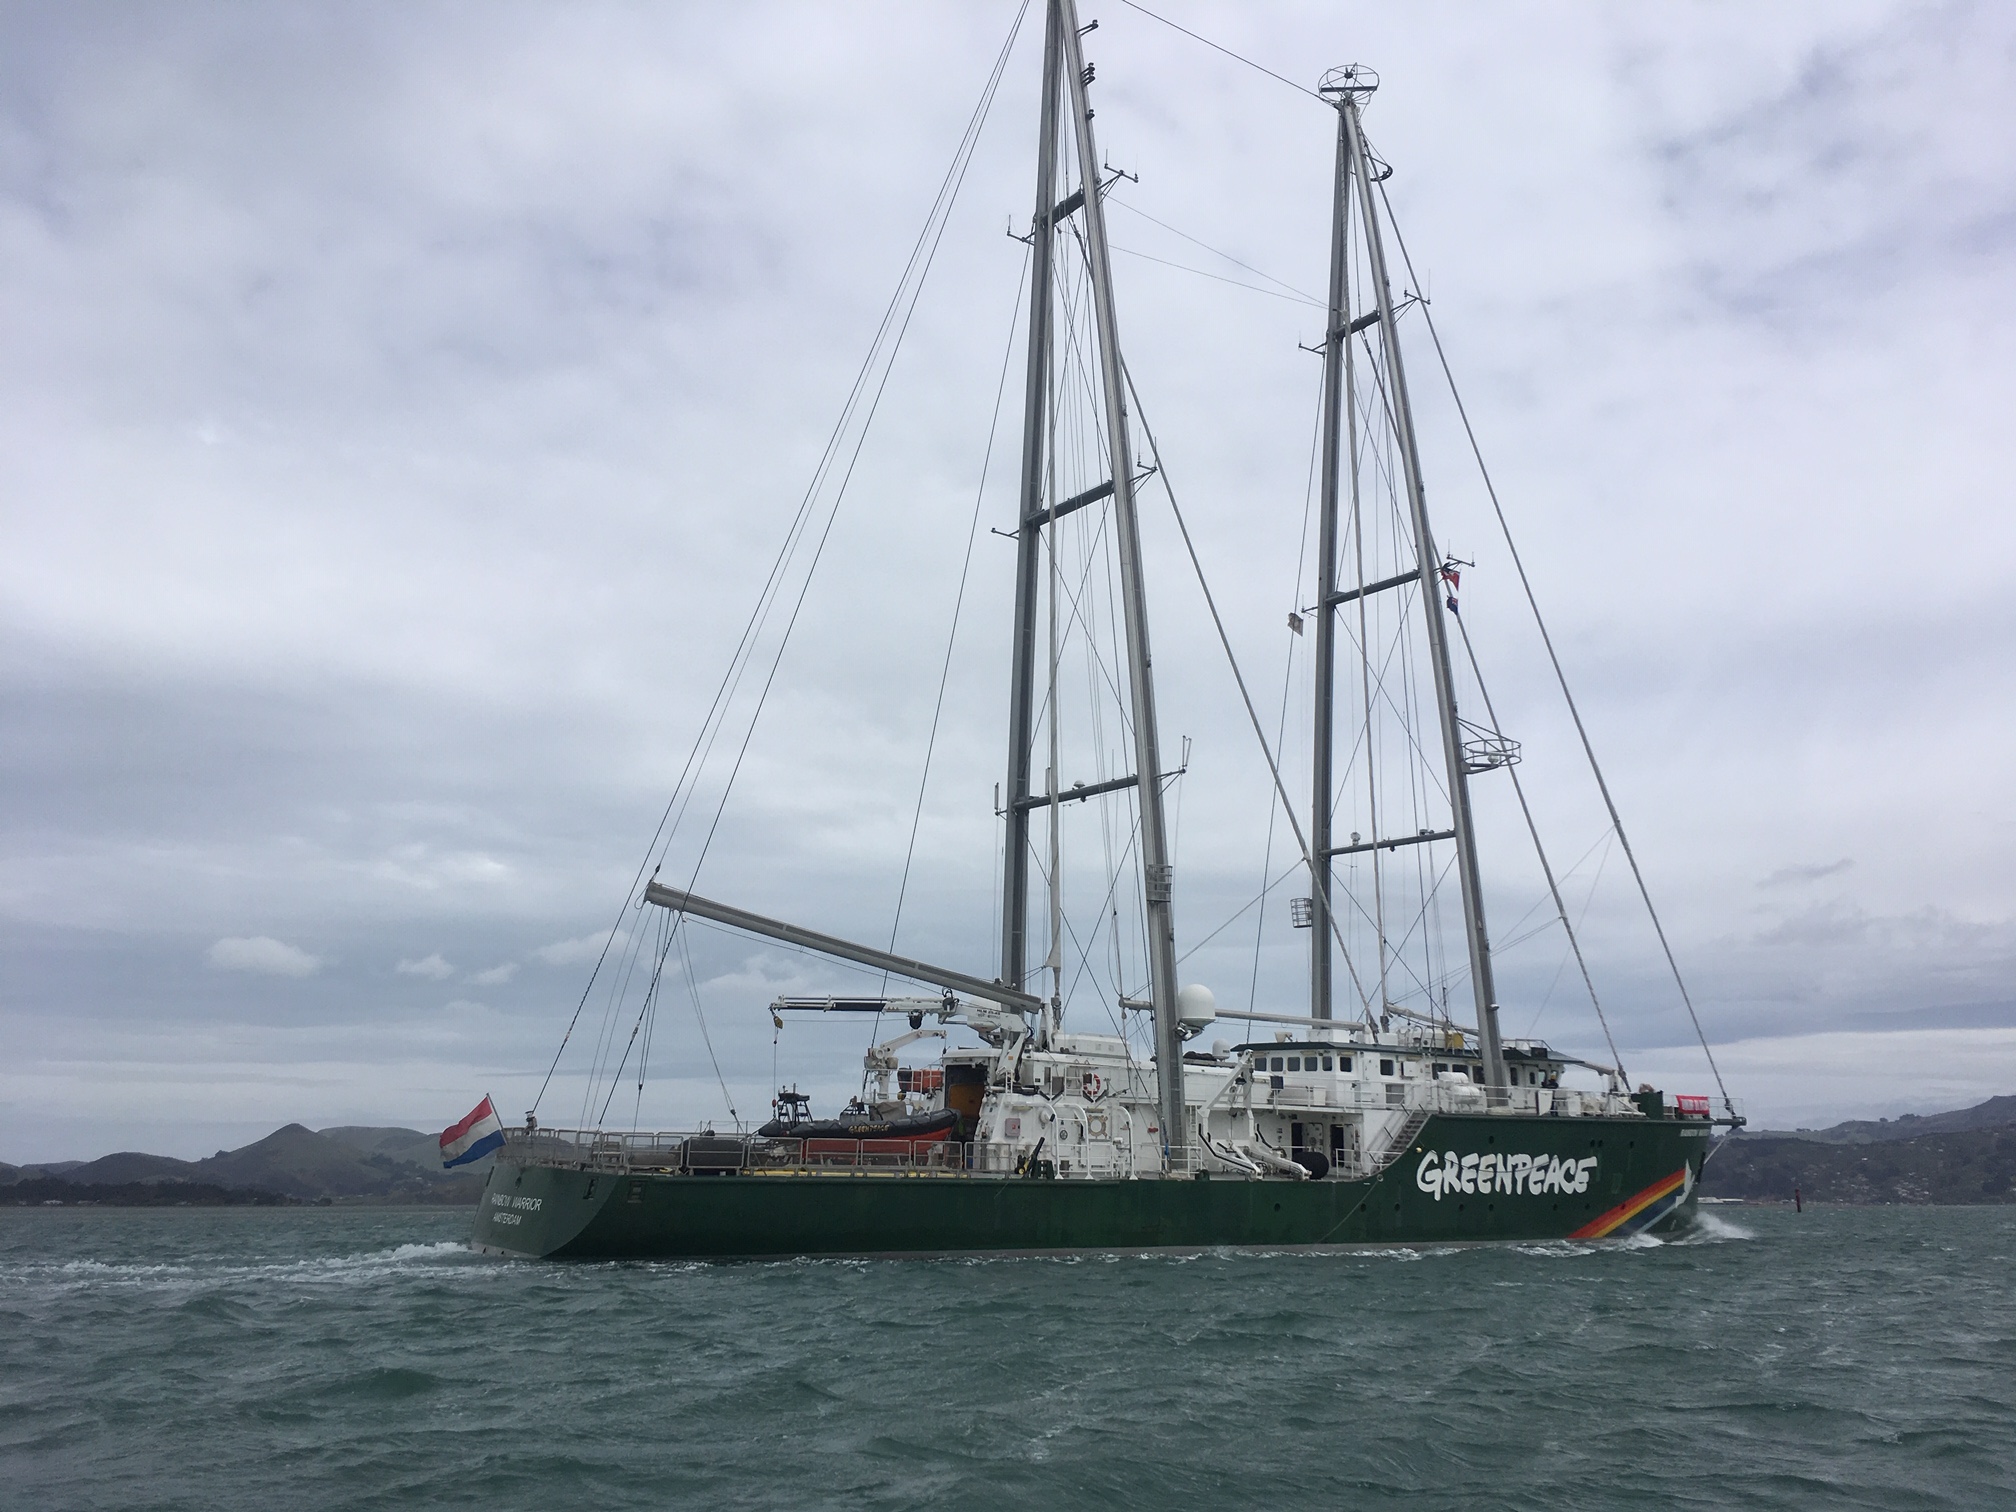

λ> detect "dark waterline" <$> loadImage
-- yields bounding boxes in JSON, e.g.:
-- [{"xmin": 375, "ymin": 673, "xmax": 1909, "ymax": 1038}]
[{"xmin": 2, "ymin": 1204, "xmax": 2012, "ymax": 1510}]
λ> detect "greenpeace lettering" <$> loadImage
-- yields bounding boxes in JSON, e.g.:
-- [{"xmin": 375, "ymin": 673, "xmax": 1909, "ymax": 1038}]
[{"xmin": 1415, "ymin": 1149, "xmax": 1599, "ymax": 1201}]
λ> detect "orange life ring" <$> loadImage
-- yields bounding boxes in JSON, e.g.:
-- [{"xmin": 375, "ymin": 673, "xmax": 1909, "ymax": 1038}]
[{"xmin": 1082, "ymin": 1070, "xmax": 1105, "ymax": 1099}]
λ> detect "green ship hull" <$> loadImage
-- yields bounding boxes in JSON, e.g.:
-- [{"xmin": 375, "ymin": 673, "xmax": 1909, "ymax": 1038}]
[{"xmin": 472, "ymin": 1112, "xmax": 1709, "ymax": 1260}]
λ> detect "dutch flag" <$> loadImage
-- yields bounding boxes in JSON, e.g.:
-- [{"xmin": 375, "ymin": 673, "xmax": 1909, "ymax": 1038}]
[{"xmin": 440, "ymin": 1096, "xmax": 505, "ymax": 1169}]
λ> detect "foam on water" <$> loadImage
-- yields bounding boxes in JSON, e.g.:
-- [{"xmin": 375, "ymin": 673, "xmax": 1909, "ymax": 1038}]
[
  {"xmin": 5, "ymin": 1236, "xmax": 483, "ymax": 1300},
  {"xmin": 2, "ymin": 1204, "xmax": 2011, "ymax": 1512},
  {"xmin": 1677, "ymin": 1209, "xmax": 1757, "ymax": 1243}
]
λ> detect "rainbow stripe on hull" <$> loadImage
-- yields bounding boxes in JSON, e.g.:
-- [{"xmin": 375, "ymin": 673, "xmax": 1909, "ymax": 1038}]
[{"xmin": 1568, "ymin": 1164, "xmax": 1692, "ymax": 1240}]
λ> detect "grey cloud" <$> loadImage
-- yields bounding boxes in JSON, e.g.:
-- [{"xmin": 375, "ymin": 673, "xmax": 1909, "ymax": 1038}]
[
  {"xmin": 5, "ymin": 2, "xmax": 2013, "ymax": 1157},
  {"xmin": 533, "ymin": 929, "xmax": 630, "ymax": 966},
  {"xmin": 206, "ymin": 935, "xmax": 321, "ymax": 977},
  {"xmin": 1760, "ymin": 859, "xmax": 1854, "ymax": 887}
]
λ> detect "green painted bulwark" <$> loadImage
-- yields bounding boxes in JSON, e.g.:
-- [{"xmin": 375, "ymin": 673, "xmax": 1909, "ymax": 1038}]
[{"xmin": 472, "ymin": 1114, "xmax": 1705, "ymax": 1259}]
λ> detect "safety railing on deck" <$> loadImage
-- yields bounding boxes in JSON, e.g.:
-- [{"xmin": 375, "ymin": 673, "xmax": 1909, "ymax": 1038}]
[
  {"xmin": 498, "ymin": 1128, "xmax": 1202, "ymax": 1180},
  {"xmin": 1263, "ymin": 1082, "xmax": 1634, "ymax": 1118},
  {"xmin": 501, "ymin": 1090, "xmax": 1731, "ymax": 1183}
]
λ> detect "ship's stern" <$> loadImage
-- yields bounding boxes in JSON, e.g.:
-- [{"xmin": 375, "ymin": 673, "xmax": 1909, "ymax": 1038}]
[{"xmin": 470, "ymin": 1159, "xmax": 619, "ymax": 1257}]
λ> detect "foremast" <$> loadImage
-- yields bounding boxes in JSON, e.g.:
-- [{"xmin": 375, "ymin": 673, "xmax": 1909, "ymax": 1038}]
[
  {"xmin": 998, "ymin": 0, "xmax": 1187, "ymax": 1155},
  {"xmin": 998, "ymin": 5, "xmax": 1060, "ymax": 1017}
]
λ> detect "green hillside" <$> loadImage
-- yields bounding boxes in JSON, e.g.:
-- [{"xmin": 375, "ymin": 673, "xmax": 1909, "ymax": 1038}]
[
  {"xmin": 1702, "ymin": 1126, "xmax": 2016, "ymax": 1204},
  {"xmin": 4, "ymin": 1124, "xmax": 482, "ymax": 1204},
  {"xmin": 1743, "ymin": 1094, "xmax": 2016, "ymax": 1145}
]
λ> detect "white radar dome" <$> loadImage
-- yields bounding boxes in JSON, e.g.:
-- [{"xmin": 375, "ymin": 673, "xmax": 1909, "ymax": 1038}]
[{"xmin": 1176, "ymin": 983, "xmax": 1217, "ymax": 1035}]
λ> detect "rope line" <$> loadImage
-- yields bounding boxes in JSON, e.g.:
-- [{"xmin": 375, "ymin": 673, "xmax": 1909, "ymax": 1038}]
[
  {"xmin": 547, "ymin": 0, "xmax": 1030, "ymax": 1125},
  {"xmin": 1122, "ymin": 361, "xmax": 1375, "ymax": 1021},
  {"xmin": 1110, "ymin": 242, "xmax": 1323, "ymax": 306},
  {"xmin": 675, "ymin": 1, "xmax": 1027, "ymax": 903},
  {"xmin": 1375, "ymin": 174, "xmax": 1732, "ymax": 1113},
  {"xmin": 863, "ymin": 245, "xmax": 1033, "ymax": 1073},
  {"xmin": 1452, "ymin": 611, "xmax": 1627, "ymax": 1081},
  {"xmin": 1110, "ymin": 195, "xmax": 1324, "ymax": 304},
  {"xmin": 1114, "ymin": 0, "xmax": 1324, "ymax": 103}
]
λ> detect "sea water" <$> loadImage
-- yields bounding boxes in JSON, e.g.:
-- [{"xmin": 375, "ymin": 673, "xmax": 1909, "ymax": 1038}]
[{"xmin": 1, "ymin": 1204, "xmax": 2011, "ymax": 1510}]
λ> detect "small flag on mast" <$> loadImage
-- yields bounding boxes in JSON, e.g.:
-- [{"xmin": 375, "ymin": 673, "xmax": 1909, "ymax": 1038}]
[{"xmin": 440, "ymin": 1096, "xmax": 504, "ymax": 1169}]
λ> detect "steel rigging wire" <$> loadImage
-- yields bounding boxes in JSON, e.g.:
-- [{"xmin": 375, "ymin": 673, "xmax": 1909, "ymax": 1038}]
[
  {"xmin": 538, "ymin": 0, "xmax": 1033, "ymax": 1125},
  {"xmin": 1375, "ymin": 173, "xmax": 1734, "ymax": 1114},
  {"xmin": 1450, "ymin": 612, "xmax": 1630, "ymax": 1081},
  {"xmin": 860, "ymin": 245, "xmax": 1033, "ymax": 1082},
  {"xmin": 1121, "ymin": 361, "xmax": 1378, "ymax": 1025}
]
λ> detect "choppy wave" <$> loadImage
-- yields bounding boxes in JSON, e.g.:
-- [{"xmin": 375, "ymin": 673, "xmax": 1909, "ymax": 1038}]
[
  {"xmin": 1676, "ymin": 1209, "xmax": 1757, "ymax": 1243},
  {"xmin": 4, "ymin": 1238, "xmax": 481, "ymax": 1298},
  {"xmin": 2, "ymin": 1204, "xmax": 2011, "ymax": 1512}
]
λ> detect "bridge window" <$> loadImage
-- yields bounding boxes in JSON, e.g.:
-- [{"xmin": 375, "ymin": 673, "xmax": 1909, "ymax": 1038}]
[
  {"xmin": 1287, "ymin": 1057, "xmax": 1301, "ymax": 1072},
  {"xmin": 1338, "ymin": 1056, "xmax": 1352, "ymax": 1072},
  {"xmin": 1380, "ymin": 1058, "xmax": 1395, "ymax": 1077},
  {"xmin": 1269, "ymin": 1056, "xmax": 1285, "ymax": 1072}
]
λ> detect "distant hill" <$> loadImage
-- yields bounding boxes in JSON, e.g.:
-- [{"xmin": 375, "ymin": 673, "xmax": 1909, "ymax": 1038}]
[
  {"xmin": 1702, "ymin": 1127, "xmax": 2016, "ymax": 1204},
  {"xmin": 0, "ymin": 1177, "xmax": 291, "ymax": 1208},
  {"xmin": 1741, "ymin": 1094, "xmax": 2016, "ymax": 1145},
  {"xmin": 1, "ymin": 1123, "xmax": 484, "ymax": 1204},
  {"xmin": 195, "ymin": 1123, "xmax": 438, "ymax": 1199},
  {"xmin": 4, "ymin": 1159, "xmax": 82, "ymax": 1178},
  {"xmin": 318, "ymin": 1125, "xmax": 448, "ymax": 1171},
  {"xmin": 56, "ymin": 1151, "xmax": 201, "ymax": 1185}
]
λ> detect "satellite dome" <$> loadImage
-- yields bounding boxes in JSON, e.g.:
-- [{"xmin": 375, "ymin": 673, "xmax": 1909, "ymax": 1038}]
[{"xmin": 1176, "ymin": 982, "xmax": 1217, "ymax": 1035}]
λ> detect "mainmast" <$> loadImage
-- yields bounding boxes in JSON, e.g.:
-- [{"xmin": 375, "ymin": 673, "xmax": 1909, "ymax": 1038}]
[
  {"xmin": 1308, "ymin": 104, "xmax": 1349, "ymax": 1023},
  {"xmin": 999, "ymin": 0, "xmax": 1187, "ymax": 1153},
  {"xmin": 1332, "ymin": 70, "xmax": 1508, "ymax": 1090}
]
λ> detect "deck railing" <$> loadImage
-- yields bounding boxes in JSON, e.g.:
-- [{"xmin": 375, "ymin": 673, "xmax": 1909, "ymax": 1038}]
[
  {"xmin": 497, "ymin": 1091, "xmax": 1734, "ymax": 1181},
  {"xmin": 1264, "ymin": 1081, "xmax": 1632, "ymax": 1118},
  {"xmin": 497, "ymin": 1128, "xmax": 1204, "ymax": 1179}
]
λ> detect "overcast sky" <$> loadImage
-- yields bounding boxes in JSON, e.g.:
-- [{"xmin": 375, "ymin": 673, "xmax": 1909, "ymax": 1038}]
[{"xmin": 5, "ymin": 1, "xmax": 2013, "ymax": 1161}]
